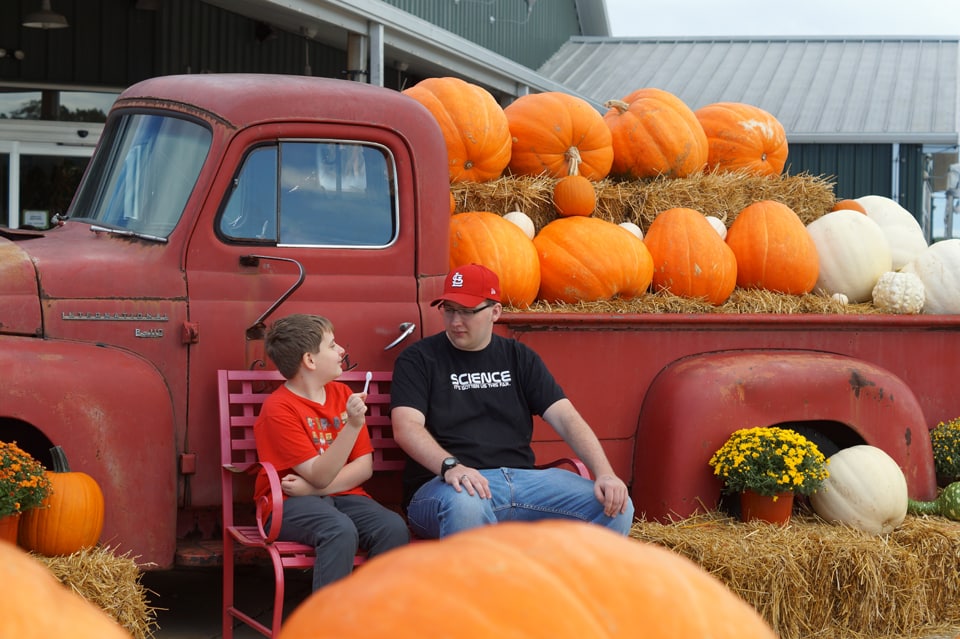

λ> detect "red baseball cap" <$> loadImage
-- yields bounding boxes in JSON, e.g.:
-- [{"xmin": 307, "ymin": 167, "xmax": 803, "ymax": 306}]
[{"xmin": 431, "ymin": 264, "xmax": 501, "ymax": 307}]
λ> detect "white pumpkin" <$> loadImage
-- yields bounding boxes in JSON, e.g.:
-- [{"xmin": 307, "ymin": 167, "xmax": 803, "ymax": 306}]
[
  {"xmin": 502, "ymin": 211, "xmax": 536, "ymax": 240},
  {"xmin": 705, "ymin": 216, "xmax": 727, "ymax": 240},
  {"xmin": 805, "ymin": 210, "xmax": 892, "ymax": 303},
  {"xmin": 810, "ymin": 445, "xmax": 908, "ymax": 535},
  {"xmin": 618, "ymin": 221, "xmax": 643, "ymax": 240},
  {"xmin": 855, "ymin": 195, "xmax": 928, "ymax": 270},
  {"xmin": 871, "ymin": 271, "xmax": 924, "ymax": 314},
  {"xmin": 900, "ymin": 239, "xmax": 960, "ymax": 314}
]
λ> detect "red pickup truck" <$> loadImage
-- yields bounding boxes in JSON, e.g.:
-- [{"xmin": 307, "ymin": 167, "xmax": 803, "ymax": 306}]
[{"xmin": 1, "ymin": 74, "xmax": 956, "ymax": 568}]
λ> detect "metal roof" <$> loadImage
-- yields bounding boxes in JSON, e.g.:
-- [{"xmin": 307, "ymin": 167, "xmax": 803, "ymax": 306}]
[{"xmin": 538, "ymin": 36, "xmax": 960, "ymax": 145}]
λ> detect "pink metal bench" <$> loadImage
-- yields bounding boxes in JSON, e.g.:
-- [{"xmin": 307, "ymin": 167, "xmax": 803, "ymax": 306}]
[{"xmin": 218, "ymin": 367, "xmax": 589, "ymax": 638}]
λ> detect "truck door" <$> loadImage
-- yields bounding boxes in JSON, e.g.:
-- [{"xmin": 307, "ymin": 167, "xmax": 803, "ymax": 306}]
[{"xmin": 182, "ymin": 123, "xmax": 422, "ymax": 507}]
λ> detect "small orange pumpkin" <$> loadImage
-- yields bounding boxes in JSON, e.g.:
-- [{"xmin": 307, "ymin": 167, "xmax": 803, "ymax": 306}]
[
  {"xmin": 449, "ymin": 211, "xmax": 540, "ymax": 307},
  {"xmin": 603, "ymin": 88, "xmax": 708, "ymax": 179},
  {"xmin": 831, "ymin": 199, "xmax": 867, "ymax": 214},
  {"xmin": 403, "ymin": 77, "xmax": 512, "ymax": 183},
  {"xmin": 534, "ymin": 216, "xmax": 653, "ymax": 303},
  {"xmin": 277, "ymin": 520, "xmax": 778, "ymax": 639},
  {"xmin": 504, "ymin": 92, "xmax": 613, "ymax": 180},
  {"xmin": 552, "ymin": 175, "xmax": 596, "ymax": 217},
  {"xmin": 643, "ymin": 207, "xmax": 738, "ymax": 305},
  {"xmin": 695, "ymin": 102, "xmax": 788, "ymax": 176},
  {"xmin": 725, "ymin": 200, "xmax": 819, "ymax": 294},
  {"xmin": 19, "ymin": 446, "xmax": 105, "ymax": 557},
  {"xmin": 0, "ymin": 539, "xmax": 132, "ymax": 638}
]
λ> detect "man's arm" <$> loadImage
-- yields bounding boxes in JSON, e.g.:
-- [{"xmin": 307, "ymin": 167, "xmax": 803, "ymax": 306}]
[
  {"xmin": 542, "ymin": 398, "xmax": 630, "ymax": 517},
  {"xmin": 391, "ymin": 405, "xmax": 489, "ymax": 498}
]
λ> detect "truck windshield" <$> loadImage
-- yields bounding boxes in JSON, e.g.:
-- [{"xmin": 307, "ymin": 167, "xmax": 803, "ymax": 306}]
[{"xmin": 69, "ymin": 113, "xmax": 211, "ymax": 238}]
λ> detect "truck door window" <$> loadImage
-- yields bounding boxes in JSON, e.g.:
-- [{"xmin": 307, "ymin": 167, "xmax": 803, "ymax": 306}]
[
  {"xmin": 69, "ymin": 113, "xmax": 210, "ymax": 238},
  {"xmin": 220, "ymin": 141, "xmax": 396, "ymax": 248}
]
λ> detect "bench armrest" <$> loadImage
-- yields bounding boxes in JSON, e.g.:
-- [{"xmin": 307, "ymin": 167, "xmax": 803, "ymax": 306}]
[
  {"xmin": 224, "ymin": 460, "xmax": 285, "ymax": 544},
  {"xmin": 536, "ymin": 457, "xmax": 591, "ymax": 479}
]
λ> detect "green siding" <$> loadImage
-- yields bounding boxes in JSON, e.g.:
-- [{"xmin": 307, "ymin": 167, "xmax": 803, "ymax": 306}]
[
  {"xmin": 788, "ymin": 143, "xmax": 924, "ymax": 222},
  {"xmin": 379, "ymin": 0, "xmax": 581, "ymax": 69}
]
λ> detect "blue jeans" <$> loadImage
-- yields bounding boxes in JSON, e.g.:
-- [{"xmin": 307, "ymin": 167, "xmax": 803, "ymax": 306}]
[{"xmin": 405, "ymin": 467, "xmax": 635, "ymax": 539}]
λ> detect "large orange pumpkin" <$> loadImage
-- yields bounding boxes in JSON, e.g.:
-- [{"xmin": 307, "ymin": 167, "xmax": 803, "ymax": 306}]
[
  {"xmin": 403, "ymin": 77, "xmax": 512, "ymax": 183},
  {"xmin": 725, "ymin": 200, "xmax": 819, "ymax": 294},
  {"xmin": 831, "ymin": 199, "xmax": 867, "ymax": 214},
  {"xmin": 19, "ymin": 446, "xmax": 105, "ymax": 556},
  {"xmin": 504, "ymin": 92, "xmax": 613, "ymax": 180},
  {"xmin": 277, "ymin": 520, "xmax": 778, "ymax": 639},
  {"xmin": 603, "ymin": 87, "xmax": 708, "ymax": 179},
  {"xmin": 1, "ymin": 539, "xmax": 131, "ymax": 638},
  {"xmin": 644, "ymin": 207, "xmax": 738, "ymax": 305},
  {"xmin": 694, "ymin": 102, "xmax": 788, "ymax": 176},
  {"xmin": 449, "ymin": 211, "xmax": 541, "ymax": 307},
  {"xmin": 534, "ymin": 216, "xmax": 653, "ymax": 303}
]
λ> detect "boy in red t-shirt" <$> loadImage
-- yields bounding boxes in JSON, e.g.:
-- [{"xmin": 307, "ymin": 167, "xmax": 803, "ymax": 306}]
[{"xmin": 254, "ymin": 314, "xmax": 409, "ymax": 590}]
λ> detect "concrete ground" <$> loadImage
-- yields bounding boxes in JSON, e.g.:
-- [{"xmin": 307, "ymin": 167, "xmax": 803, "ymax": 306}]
[
  {"xmin": 141, "ymin": 565, "xmax": 960, "ymax": 639},
  {"xmin": 142, "ymin": 564, "xmax": 313, "ymax": 639}
]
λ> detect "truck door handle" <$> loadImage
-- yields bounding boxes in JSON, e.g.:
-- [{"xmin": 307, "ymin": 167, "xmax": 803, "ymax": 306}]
[{"xmin": 385, "ymin": 322, "xmax": 416, "ymax": 350}]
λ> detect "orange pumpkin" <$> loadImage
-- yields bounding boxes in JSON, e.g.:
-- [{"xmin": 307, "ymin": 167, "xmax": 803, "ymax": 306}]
[
  {"xmin": 725, "ymin": 200, "xmax": 819, "ymax": 294},
  {"xmin": 0, "ymin": 539, "xmax": 131, "ymax": 638},
  {"xmin": 831, "ymin": 199, "xmax": 867, "ymax": 214},
  {"xmin": 277, "ymin": 520, "xmax": 778, "ymax": 639},
  {"xmin": 449, "ymin": 190, "xmax": 456, "ymax": 215},
  {"xmin": 19, "ymin": 446, "xmax": 105, "ymax": 556},
  {"xmin": 449, "ymin": 211, "xmax": 540, "ymax": 307},
  {"xmin": 552, "ymin": 175, "xmax": 596, "ymax": 217},
  {"xmin": 695, "ymin": 102, "xmax": 788, "ymax": 176},
  {"xmin": 603, "ymin": 88, "xmax": 708, "ymax": 179},
  {"xmin": 534, "ymin": 216, "xmax": 653, "ymax": 303},
  {"xmin": 644, "ymin": 207, "xmax": 738, "ymax": 305},
  {"xmin": 504, "ymin": 92, "xmax": 613, "ymax": 180},
  {"xmin": 403, "ymin": 77, "xmax": 512, "ymax": 183}
]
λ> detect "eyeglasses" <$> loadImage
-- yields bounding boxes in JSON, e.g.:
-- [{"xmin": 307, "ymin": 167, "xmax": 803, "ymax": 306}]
[{"xmin": 438, "ymin": 302, "xmax": 495, "ymax": 318}]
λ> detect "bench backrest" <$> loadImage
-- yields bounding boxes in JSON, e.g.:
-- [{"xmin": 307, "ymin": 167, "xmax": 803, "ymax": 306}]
[{"xmin": 218, "ymin": 369, "xmax": 403, "ymax": 523}]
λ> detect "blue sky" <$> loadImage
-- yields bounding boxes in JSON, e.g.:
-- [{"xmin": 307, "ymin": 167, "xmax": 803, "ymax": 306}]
[{"xmin": 604, "ymin": 0, "xmax": 960, "ymax": 38}]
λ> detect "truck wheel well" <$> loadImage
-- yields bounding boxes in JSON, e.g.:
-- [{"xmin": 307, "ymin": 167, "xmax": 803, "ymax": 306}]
[
  {"xmin": 0, "ymin": 418, "xmax": 55, "ymax": 467},
  {"xmin": 718, "ymin": 419, "xmax": 865, "ymax": 518}
]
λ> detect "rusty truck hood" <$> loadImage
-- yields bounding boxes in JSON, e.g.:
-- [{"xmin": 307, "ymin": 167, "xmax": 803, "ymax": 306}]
[
  {"xmin": 0, "ymin": 234, "xmax": 42, "ymax": 336},
  {"xmin": 0, "ymin": 222, "xmax": 187, "ymax": 338}
]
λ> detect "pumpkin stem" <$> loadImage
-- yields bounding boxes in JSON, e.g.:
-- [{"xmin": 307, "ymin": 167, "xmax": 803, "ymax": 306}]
[
  {"xmin": 49, "ymin": 445, "xmax": 71, "ymax": 473},
  {"xmin": 565, "ymin": 146, "xmax": 582, "ymax": 177},
  {"xmin": 907, "ymin": 498, "xmax": 939, "ymax": 516},
  {"xmin": 603, "ymin": 99, "xmax": 629, "ymax": 114}
]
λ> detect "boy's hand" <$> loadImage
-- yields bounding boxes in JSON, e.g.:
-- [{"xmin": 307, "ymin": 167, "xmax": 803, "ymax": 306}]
[
  {"xmin": 281, "ymin": 473, "xmax": 314, "ymax": 497},
  {"xmin": 345, "ymin": 392, "xmax": 367, "ymax": 429}
]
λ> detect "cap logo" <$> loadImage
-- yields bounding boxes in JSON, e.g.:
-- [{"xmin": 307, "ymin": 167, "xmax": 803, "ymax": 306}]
[{"xmin": 451, "ymin": 272, "xmax": 465, "ymax": 288}]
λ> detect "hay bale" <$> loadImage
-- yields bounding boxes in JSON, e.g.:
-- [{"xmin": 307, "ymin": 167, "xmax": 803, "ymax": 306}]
[
  {"xmin": 451, "ymin": 170, "xmax": 837, "ymax": 234},
  {"xmin": 37, "ymin": 545, "xmax": 158, "ymax": 639},
  {"xmin": 631, "ymin": 512, "xmax": 960, "ymax": 639}
]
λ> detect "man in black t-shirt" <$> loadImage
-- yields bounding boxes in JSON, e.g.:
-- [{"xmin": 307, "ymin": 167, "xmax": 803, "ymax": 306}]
[{"xmin": 390, "ymin": 263, "xmax": 635, "ymax": 539}]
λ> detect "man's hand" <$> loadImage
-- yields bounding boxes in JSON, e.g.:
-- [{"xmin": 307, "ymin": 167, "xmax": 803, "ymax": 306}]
[{"xmin": 593, "ymin": 474, "xmax": 630, "ymax": 517}]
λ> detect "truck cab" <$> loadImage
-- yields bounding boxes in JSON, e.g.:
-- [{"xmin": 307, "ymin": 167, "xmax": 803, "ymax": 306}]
[{"xmin": 0, "ymin": 74, "xmax": 450, "ymax": 567}]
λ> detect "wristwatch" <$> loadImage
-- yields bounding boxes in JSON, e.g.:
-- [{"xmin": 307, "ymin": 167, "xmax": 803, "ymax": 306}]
[{"xmin": 440, "ymin": 456, "xmax": 459, "ymax": 480}]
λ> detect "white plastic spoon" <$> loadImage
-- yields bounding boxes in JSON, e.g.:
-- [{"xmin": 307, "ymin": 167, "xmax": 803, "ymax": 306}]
[{"xmin": 363, "ymin": 371, "xmax": 372, "ymax": 394}]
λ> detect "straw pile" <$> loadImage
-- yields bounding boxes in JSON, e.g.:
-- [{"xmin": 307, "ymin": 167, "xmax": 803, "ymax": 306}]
[
  {"xmin": 450, "ymin": 170, "xmax": 837, "ymax": 233},
  {"xmin": 631, "ymin": 512, "xmax": 960, "ymax": 639},
  {"xmin": 37, "ymin": 546, "xmax": 158, "ymax": 639}
]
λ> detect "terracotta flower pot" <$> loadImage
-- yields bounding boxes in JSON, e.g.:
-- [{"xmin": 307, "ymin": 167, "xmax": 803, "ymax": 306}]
[
  {"xmin": 740, "ymin": 490, "xmax": 794, "ymax": 525},
  {"xmin": 0, "ymin": 512, "xmax": 22, "ymax": 545}
]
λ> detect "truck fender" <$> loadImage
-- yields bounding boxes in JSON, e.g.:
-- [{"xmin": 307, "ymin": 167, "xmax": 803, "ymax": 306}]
[
  {"xmin": 633, "ymin": 349, "xmax": 937, "ymax": 522},
  {"xmin": 0, "ymin": 336, "xmax": 177, "ymax": 567}
]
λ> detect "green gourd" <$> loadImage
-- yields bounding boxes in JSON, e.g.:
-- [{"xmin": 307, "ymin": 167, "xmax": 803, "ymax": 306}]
[{"xmin": 907, "ymin": 482, "xmax": 960, "ymax": 520}]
